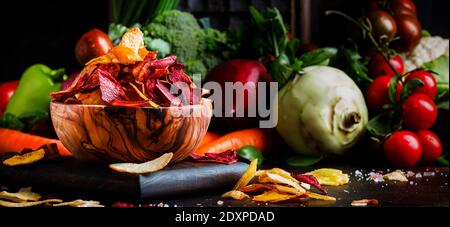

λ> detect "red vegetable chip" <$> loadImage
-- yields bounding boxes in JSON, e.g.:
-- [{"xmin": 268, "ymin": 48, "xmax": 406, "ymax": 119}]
[
  {"xmin": 98, "ymin": 68, "xmax": 126, "ymax": 103},
  {"xmin": 293, "ymin": 174, "xmax": 327, "ymax": 195}
]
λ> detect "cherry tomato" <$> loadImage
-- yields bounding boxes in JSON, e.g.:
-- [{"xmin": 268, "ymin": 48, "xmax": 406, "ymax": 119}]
[
  {"xmin": 368, "ymin": 10, "xmax": 398, "ymax": 42},
  {"xmin": 402, "ymin": 93, "xmax": 438, "ymax": 130},
  {"xmin": 75, "ymin": 29, "xmax": 113, "ymax": 65},
  {"xmin": 391, "ymin": 0, "xmax": 417, "ymax": 14},
  {"xmin": 0, "ymin": 80, "xmax": 19, "ymax": 116},
  {"xmin": 405, "ymin": 70, "xmax": 437, "ymax": 99},
  {"xmin": 367, "ymin": 75, "xmax": 403, "ymax": 112},
  {"xmin": 416, "ymin": 130, "xmax": 443, "ymax": 164},
  {"xmin": 384, "ymin": 131, "xmax": 422, "ymax": 167},
  {"xmin": 369, "ymin": 53, "xmax": 405, "ymax": 78},
  {"xmin": 393, "ymin": 14, "xmax": 422, "ymax": 53},
  {"xmin": 392, "ymin": 4, "xmax": 416, "ymax": 17}
]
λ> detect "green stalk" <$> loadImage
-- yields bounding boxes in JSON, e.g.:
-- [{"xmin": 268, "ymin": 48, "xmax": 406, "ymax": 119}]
[
  {"xmin": 326, "ymin": 10, "xmax": 401, "ymax": 76},
  {"xmin": 122, "ymin": 0, "xmax": 140, "ymax": 26},
  {"xmin": 112, "ymin": 0, "xmax": 123, "ymax": 23},
  {"xmin": 129, "ymin": 0, "xmax": 149, "ymax": 25}
]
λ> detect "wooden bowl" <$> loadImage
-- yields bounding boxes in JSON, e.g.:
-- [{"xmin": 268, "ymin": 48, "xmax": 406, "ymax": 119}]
[{"xmin": 50, "ymin": 99, "xmax": 212, "ymax": 163}]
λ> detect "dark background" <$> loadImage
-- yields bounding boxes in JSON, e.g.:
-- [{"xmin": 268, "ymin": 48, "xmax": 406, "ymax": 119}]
[{"xmin": 0, "ymin": 0, "xmax": 448, "ymax": 82}]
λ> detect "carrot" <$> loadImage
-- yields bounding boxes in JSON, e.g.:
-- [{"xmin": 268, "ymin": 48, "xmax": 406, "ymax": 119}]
[
  {"xmin": 199, "ymin": 131, "xmax": 221, "ymax": 147},
  {"xmin": 192, "ymin": 128, "xmax": 276, "ymax": 157},
  {"xmin": 0, "ymin": 128, "xmax": 71, "ymax": 156}
]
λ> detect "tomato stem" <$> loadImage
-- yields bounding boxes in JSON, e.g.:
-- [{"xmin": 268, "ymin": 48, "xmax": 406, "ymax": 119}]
[{"xmin": 326, "ymin": 10, "xmax": 402, "ymax": 77}]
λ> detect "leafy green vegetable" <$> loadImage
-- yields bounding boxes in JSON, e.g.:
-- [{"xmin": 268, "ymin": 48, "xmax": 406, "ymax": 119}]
[
  {"xmin": 299, "ymin": 48, "xmax": 338, "ymax": 68},
  {"xmin": 367, "ymin": 111, "xmax": 402, "ymax": 138},
  {"xmin": 423, "ymin": 54, "xmax": 449, "ymax": 83},
  {"xmin": 330, "ymin": 46, "xmax": 372, "ymax": 89},
  {"xmin": 111, "ymin": 0, "xmax": 180, "ymax": 26},
  {"xmin": 237, "ymin": 146, "xmax": 264, "ymax": 166},
  {"xmin": 0, "ymin": 113, "xmax": 25, "ymax": 131},
  {"xmin": 285, "ymin": 155, "xmax": 323, "ymax": 167},
  {"xmin": 248, "ymin": 7, "xmax": 337, "ymax": 88},
  {"xmin": 0, "ymin": 110, "xmax": 49, "ymax": 132}
]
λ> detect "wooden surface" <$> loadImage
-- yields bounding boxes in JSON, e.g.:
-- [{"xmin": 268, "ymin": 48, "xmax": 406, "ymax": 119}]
[
  {"xmin": 163, "ymin": 166, "xmax": 449, "ymax": 207},
  {"xmin": 0, "ymin": 154, "xmax": 447, "ymax": 207},
  {"xmin": 50, "ymin": 100, "xmax": 212, "ymax": 163},
  {"xmin": 0, "ymin": 155, "xmax": 247, "ymax": 201}
]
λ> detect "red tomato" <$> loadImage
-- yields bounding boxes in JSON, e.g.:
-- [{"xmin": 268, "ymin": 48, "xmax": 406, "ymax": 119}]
[
  {"xmin": 416, "ymin": 130, "xmax": 443, "ymax": 164},
  {"xmin": 405, "ymin": 70, "xmax": 437, "ymax": 99},
  {"xmin": 402, "ymin": 93, "xmax": 438, "ymax": 130},
  {"xmin": 369, "ymin": 53, "xmax": 405, "ymax": 78},
  {"xmin": 384, "ymin": 131, "xmax": 422, "ymax": 167},
  {"xmin": 391, "ymin": 0, "xmax": 417, "ymax": 14},
  {"xmin": 0, "ymin": 80, "xmax": 19, "ymax": 116},
  {"xmin": 75, "ymin": 29, "xmax": 113, "ymax": 65},
  {"xmin": 392, "ymin": 4, "xmax": 416, "ymax": 17},
  {"xmin": 393, "ymin": 14, "xmax": 422, "ymax": 53},
  {"xmin": 367, "ymin": 75, "xmax": 403, "ymax": 112}
]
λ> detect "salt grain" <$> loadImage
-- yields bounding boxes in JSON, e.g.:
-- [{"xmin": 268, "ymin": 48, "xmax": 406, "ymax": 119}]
[
  {"xmin": 217, "ymin": 200, "xmax": 224, "ymax": 206},
  {"xmin": 355, "ymin": 170, "xmax": 363, "ymax": 178},
  {"xmin": 423, "ymin": 172, "xmax": 435, "ymax": 177},
  {"xmin": 406, "ymin": 171, "xmax": 415, "ymax": 178},
  {"xmin": 415, "ymin": 173, "xmax": 422, "ymax": 178}
]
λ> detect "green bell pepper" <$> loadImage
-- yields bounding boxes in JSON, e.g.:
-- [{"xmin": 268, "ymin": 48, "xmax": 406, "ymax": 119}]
[{"xmin": 5, "ymin": 64, "xmax": 66, "ymax": 118}]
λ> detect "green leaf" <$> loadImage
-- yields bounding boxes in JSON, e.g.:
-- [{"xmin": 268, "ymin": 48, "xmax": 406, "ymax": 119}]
[
  {"xmin": 436, "ymin": 82, "xmax": 449, "ymax": 110},
  {"xmin": 0, "ymin": 113, "xmax": 25, "ymax": 131},
  {"xmin": 421, "ymin": 30, "xmax": 431, "ymax": 37},
  {"xmin": 423, "ymin": 54, "xmax": 449, "ymax": 83},
  {"xmin": 367, "ymin": 112, "xmax": 402, "ymax": 137},
  {"xmin": 331, "ymin": 46, "xmax": 372, "ymax": 89},
  {"xmin": 237, "ymin": 146, "xmax": 264, "ymax": 166},
  {"xmin": 286, "ymin": 39, "xmax": 300, "ymax": 61},
  {"xmin": 388, "ymin": 76, "xmax": 400, "ymax": 104},
  {"xmin": 299, "ymin": 47, "xmax": 338, "ymax": 68},
  {"xmin": 0, "ymin": 110, "xmax": 50, "ymax": 132},
  {"xmin": 270, "ymin": 54, "xmax": 294, "ymax": 88},
  {"xmin": 400, "ymin": 78, "xmax": 424, "ymax": 101},
  {"xmin": 437, "ymin": 155, "xmax": 449, "ymax": 166},
  {"xmin": 285, "ymin": 155, "xmax": 323, "ymax": 167},
  {"xmin": 249, "ymin": 6, "xmax": 266, "ymax": 30}
]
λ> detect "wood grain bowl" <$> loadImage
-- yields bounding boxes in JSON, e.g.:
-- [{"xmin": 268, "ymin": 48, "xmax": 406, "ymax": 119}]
[{"xmin": 50, "ymin": 99, "xmax": 212, "ymax": 163}]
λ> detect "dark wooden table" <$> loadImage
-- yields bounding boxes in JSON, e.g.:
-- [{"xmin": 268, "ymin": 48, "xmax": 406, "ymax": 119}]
[
  {"xmin": 0, "ymin": 154, "xmax": 447, "ymax": 207},
  {"xmin": 160, "ymin": 166, "xmax": 449, "ymax": 207}
]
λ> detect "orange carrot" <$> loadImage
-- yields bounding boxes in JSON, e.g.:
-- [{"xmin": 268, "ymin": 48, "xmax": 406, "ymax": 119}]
[
  {"xmin": 199, "ymin": 131, "xmax": 221, "ymax": 147},
  {"xmin": 192, "ymin": 128, "xmax": 276, "ymax": 157},
  {"xmin": 0, "ymin": 128, "xmax": 71, "ymax": 156}
]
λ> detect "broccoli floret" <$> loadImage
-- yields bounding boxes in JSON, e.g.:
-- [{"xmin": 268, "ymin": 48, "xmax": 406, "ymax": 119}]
[
  {"xmin": 202, "ymin": 53, "xmax": 223, "ymax": 73},
  {"xmin": 143, "ymin": 37, "xmax": 171, "ymax": 58},
  {"xmin": 143, "ymin": 10, "xmax": 232, "ymax": 81},
  {"xmin": 185, "ymin": 60, "xmax": 207, "ymax": 81},
  {"xmin": 145, "ymin": 10, "xmax": 203, "ymax": 63}
]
